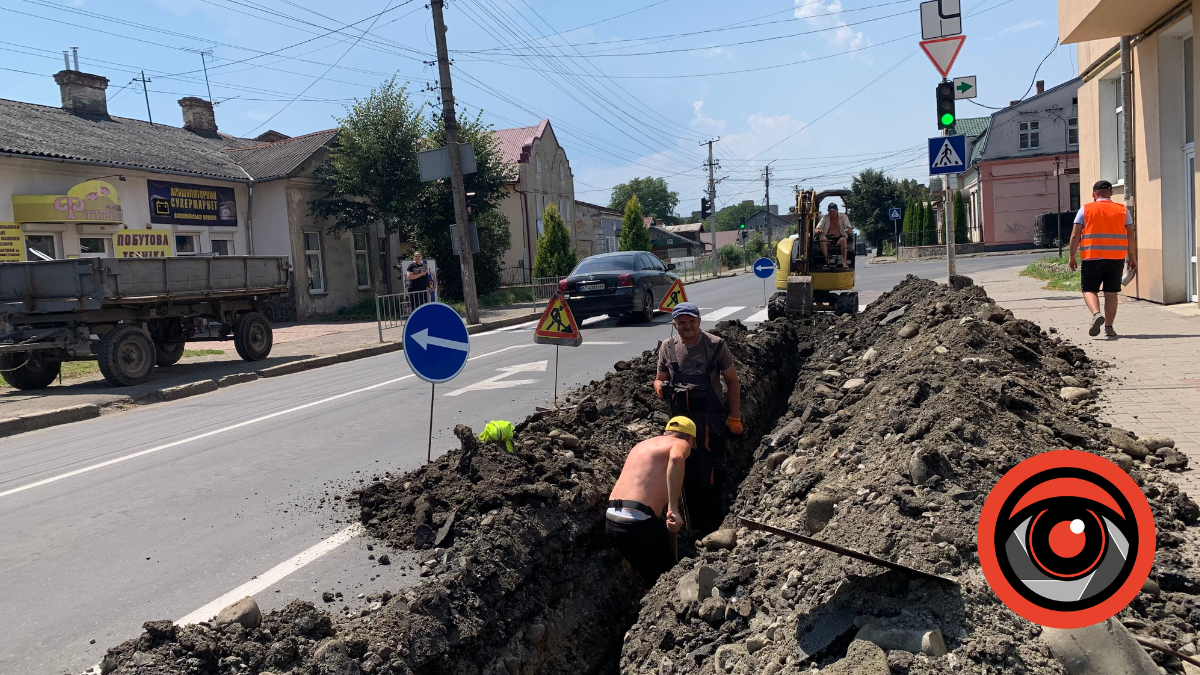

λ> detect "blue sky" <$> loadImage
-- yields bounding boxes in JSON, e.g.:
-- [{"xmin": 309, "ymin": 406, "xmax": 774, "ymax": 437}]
[{"xmin": 1, "ymin": 0, "xmax": 1076, "ymax": 216}]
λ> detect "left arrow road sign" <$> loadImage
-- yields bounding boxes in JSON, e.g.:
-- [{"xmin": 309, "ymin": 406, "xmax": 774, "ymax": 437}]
[
  {"xmin": 411, "ymin": 328, "xmax": 470, "ymax": 352},
  {"xmin": 403, "ymin": 302, "xmax": 471, "ymax": 383}
]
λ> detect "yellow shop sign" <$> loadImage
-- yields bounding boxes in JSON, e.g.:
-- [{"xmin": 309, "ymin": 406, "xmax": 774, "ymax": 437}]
[
  {"xmin": 114, "ymin": 230, "xmax": 173, "ymax": 258},
  {"xmin": 0, "ymin": 222, "xmax": 23, "ymax": 262},
  {"xmin": 12, "ymin": 180, "xmax": 124, "ymax": 224}
]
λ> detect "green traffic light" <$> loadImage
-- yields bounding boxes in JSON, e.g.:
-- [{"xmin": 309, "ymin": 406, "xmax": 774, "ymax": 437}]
[
  {"xmin": 740, "ymin": 222, "xmax": 746, "ymax": 229},
  {"xmin": 941, "ymin": 113, "xmax": 955, "ymax": 126}
]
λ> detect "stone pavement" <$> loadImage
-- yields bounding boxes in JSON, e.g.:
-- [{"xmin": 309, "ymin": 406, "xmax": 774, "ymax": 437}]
[{"xmin": 972, "ymin": 265, "xmax": 1200, "ymax": 498}]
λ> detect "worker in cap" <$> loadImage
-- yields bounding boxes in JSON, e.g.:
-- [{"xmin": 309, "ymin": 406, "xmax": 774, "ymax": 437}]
[
  {"xmin": 606, "ymin": 417, "xmax": 696, "ymax": 583},
  {"xmin": 652, "ymin": 302, "xmax": 742, "ymax": 535}
]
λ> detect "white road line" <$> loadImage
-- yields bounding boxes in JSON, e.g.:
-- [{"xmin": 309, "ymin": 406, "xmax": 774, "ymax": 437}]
[
  {"xmin": 467, "ymin": 344, "xmax": 533, "ymax": 361},
  {"xmin": 444, "ymin": 360, "xmax": 547, "ymax": 397},
  {"xmin": 703, "ymin": 306, "xmax": 745, "ymax": 322},
  {"xmin": 745, "ymin": 308, "xmax": 771, "ymax": 323},
  {"xmin": 176, "ymin": 524, "xmax": 363, "ymax": 626}
]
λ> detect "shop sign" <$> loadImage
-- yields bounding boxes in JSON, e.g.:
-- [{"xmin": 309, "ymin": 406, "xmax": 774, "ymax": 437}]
[
  {"xmin": 114, "ymin": 229, "xmax": 173, "ymax": 258},
  {"xmin": 0, "ymin": 222, "xmax": 23, "ymax": 262},
  {"xmin": 12, "ymin": 180, "xmax": 123, "ymax": 223},
  {"xmin": 148, "ymin": 180, "xmax": 237, "ymax": 226}
]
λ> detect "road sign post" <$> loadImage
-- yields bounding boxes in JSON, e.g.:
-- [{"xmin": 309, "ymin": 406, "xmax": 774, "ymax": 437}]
[
  {"xmin": 403, "ymin": 302, "xmax": 472, "ymax": 461},
  {"xmin": 889, "ymin": 207, "xmax": 902, "ymax": 251},
  {"xmin": 753, "ymin": 257, "xmax": 775, "ymax": 308},
  {"xmin": 534, "ymin": 292, "xmax": 583, "ymax": 409}
]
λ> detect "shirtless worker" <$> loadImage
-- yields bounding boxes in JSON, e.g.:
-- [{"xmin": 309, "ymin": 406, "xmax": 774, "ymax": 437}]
[{"xmin": 606, "ymin": 417, "xmax": 696, "ymax": 583}]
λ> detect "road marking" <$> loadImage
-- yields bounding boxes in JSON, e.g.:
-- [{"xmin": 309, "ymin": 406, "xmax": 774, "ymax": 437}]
[
  {"xmin": 703, "ymin": 306, "xmax": 745, "ymax": 322},
  {"xmin": 745, "ymin": 308, "xmax": 771, "ymax": 323},
  {"xmin": 444, "ymin": 360, "xmax": 547, "ymax": 397},
  {"xmin": 584, "ymin": 341, "xmax": 628, "ymax": 345},
  {"xmin": 581, "ymin": 316, "xmax": 609, "ymax": 326},
  {"xmin": 176, "ymin": 524, "xmax": 362, "ymax": 626},
  {"xmin": 468, "ymin": 344, "xmax": 532, "ymax": 361}
]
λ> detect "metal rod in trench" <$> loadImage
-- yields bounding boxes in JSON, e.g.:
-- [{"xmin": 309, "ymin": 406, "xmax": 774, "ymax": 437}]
[
  {"xmin": 739, "ymin": 517, "xmax": 959, "ymax": 586},
  {"xmin": 553, "ymin": 344, "xmax": 559, "ymax": 409},
  {"xmin": 427, "ymin": 382, "xmax": 435, "ymax": 463}
]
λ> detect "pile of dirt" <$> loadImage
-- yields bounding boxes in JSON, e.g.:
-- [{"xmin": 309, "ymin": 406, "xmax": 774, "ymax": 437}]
[
  {"xmin": 99, "ymin": 319, "xmax": 810, "ymax": 675},
  {"xmin": 618, "ymin": 276, "xmax": 1200, "ymax": 675}
]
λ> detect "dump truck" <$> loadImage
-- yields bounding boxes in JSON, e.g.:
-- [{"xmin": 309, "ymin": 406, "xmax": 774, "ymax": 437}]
[
  {"xmin": 0, "ymin": 256, "xmax": 290, "ymax": 389},
  {"xmin": 766, "ymin": 189, "xmax": 859, "ymax": 319}
]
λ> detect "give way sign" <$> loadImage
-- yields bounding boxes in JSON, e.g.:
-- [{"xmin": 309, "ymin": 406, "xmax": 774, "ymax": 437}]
[{"xmin": 920, "ymin": 35, "xmax": 966, "ymax": 78}]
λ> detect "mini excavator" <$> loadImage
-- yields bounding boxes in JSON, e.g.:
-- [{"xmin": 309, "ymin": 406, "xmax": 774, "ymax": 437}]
[{"xmin": 766, "ymin": 188, "xmax": 859, "ymax": 319}]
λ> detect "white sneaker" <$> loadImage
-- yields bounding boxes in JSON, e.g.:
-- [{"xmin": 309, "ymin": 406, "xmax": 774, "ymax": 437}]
[{"xmin": 1089, "ymin": 313, "xmax": 1104, "ymax": 337}]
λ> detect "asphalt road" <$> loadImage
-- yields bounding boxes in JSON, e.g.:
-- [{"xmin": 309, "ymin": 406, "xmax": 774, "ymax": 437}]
[{"xmin": 0, "ymin": 252, "xmax": 1047, "ymax": 674}]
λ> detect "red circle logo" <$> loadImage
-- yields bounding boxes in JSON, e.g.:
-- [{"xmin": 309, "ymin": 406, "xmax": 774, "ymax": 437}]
[{"xmin": 977, "ymin": 450, "xmax": 1156, "ymax": 629}]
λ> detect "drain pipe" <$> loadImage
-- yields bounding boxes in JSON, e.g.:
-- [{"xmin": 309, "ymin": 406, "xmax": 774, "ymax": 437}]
[
  {"xmin": 1120, "ymin": 36, "xmax": 1137, "ymax": 274},
  {"xmin": 246, "ymin": 179, "xmax": 256, "ymax": 255}
]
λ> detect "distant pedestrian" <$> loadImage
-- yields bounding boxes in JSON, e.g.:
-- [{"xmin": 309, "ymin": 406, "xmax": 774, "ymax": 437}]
[
  {"xmin": 405, "ymin": 252, "xmax": 434, "ymax": 309},
  {"xmin": 1068, "ymin": 180, "xmax": 1136, "ymax": 338}
]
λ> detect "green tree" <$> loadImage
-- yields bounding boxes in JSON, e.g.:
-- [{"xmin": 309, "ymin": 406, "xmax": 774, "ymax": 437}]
[
  {"xmin": 618, "ymin": 195, "xmax": 651, "ymax": 252},
  {"xmin": 715, "ymin": 201, "xmax": 761, "ymax": 231},
  {"xmin": 610, "ymin": 177, "xmax": 680, "ymax": 225},
  {"xmin": 844, "ymin": 168, "xmax": 901, "ymax": 252},
  {"xmin": 953, "ymin": 190, "xmax": 969, "ymax": 244},
  {"xmin": 901, "ymin": 198, "xmax": 916, "ymax": 247},
  {"xmin": 717, "ymin": 244, "xmax": 743, "ymax": 269},
  {"xmin": 311, "ymin": 79, "xmax": 515, "ymax": 300},
  {"xmin": 745, "ymin": 231, "xmax": 769, "ymax": 260},
  {"xmin": 922, "ymin": 201, "xmax": 937, "ymax": 246},
  {"xmin": 533, "ymin": 203, "xmax": 576, "ymax": 278}
]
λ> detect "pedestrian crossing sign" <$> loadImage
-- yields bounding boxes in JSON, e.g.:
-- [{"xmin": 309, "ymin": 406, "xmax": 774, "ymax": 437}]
[
  {"xmin": 658, "ymin": 278, "xmax": 689, "ymax": 312},
  {"xmin": 928, "ymin": 134, "xmax": 967, "ymax": 175},
  {"xmin": 535, "ymin": 292, "xmax": 583, "ymax": 347}
]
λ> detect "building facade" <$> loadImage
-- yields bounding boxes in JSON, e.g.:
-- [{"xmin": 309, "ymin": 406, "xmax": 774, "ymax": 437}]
[
  {"xmin": 490, "ymin": 120, "xmax": 575, "ymax": 276},
  {"xmin": 573, "ymin": 200, "xmax": 623, "ymax": 257},
  {"xmin": 957, "ymin": 80, "xmax": 1082, "ymax": 250},
  {"xmin": 0, "ymin": 68, "xmax": 400, "ymax": 320},
  {"xmin": 1060, "ymin": 0, "xmax": 1199, "ymax": 304}
]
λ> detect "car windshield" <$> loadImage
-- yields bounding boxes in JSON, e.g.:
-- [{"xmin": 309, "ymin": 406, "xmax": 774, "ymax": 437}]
[{"xmin": 572, "ymin": 256, "xmax": 635, "ymax": 274}]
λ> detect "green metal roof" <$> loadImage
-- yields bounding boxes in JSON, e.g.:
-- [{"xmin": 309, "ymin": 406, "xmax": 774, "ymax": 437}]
[{"xmin": 953, "ymin": 116, "xmax": 990, "ymax": 138}]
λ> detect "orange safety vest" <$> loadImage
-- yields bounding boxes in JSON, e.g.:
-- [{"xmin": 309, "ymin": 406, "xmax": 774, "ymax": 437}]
[{"xmin": 1080, "ymin": 200, "xmax": 1129, "ymax": 261}]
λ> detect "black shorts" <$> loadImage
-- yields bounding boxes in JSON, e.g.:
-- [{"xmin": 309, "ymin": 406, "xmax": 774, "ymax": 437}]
[
  {"xmin": 1081, "ymin": 259, "xmax": 1124, "ymax": 294},
  {"xmin": 606, "ymin": 515, "xmax": 675, "ymax": 584}
]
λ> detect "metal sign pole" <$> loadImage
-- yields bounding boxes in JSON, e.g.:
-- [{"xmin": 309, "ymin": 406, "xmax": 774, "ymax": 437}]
[
  {"xmin": 553, "ymin": 344, "xmax": 560, "ymax": 409},
  {"xmin": 427, "ymin": 382, "xmax": 435, "ymax": 463}
]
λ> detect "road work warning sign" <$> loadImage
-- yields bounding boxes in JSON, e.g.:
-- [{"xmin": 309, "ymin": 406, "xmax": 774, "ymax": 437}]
[
  {"xmin": 658, "ymin": 278, "xmax": 688, "ymax": 312},
  {"xmin": 535, "ymin": 292, "xmax": 583, "ymax": 347}
]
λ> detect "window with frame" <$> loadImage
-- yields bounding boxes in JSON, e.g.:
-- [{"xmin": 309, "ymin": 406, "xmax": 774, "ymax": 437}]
[
  {"xmin": 304, "ymin": 231, "xmax": 325, "ymax": 293},
  {"xmin": 1069, "ymin": 182, "xmax": 1081, "ymax": 211},
  {"xmin": 559, "ymin": 164, "xmax": 565, "ymax": 181},
  {"xmin": 1068, "ymin": 117, "xmax": 1078, "ymax": 146},
  {"xmin": 536, "ymin": 157, "xmax": 542, "ymax": 173},
  {"xmin": 79, "ymin": 236, "xmax": 110, "ymax": 258},
  {"xmin": 25, "ymin": 234, "xmax": 57, "ymax": 260},
  {"xmin": 1186, "ymin": 37, "xmax": 1194, "ymax": 146},
  {"xmin": 535, "ymin": 194, "xmax": 545, "ymax": 236},
  {"xmin": 1116, "ymin": 81, "xmax": 1126, "ymax": 182},
  {"xmin": 353, "ymin": 232, "xmax": 371, "ymax": 289},
  {"xmin": 210, "ymin": 239, "xmax": 232, "ymax": 256},
  {"xmin": 1019, "ymin": 120, "xmax": 1041, "ymax": 150},
  {"xmin": 175, "ymin": 234, "xmax": 198, "ymax": 255}
]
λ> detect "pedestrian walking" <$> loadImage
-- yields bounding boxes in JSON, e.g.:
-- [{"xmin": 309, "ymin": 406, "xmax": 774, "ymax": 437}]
[
  {"xmin": 653, "ymin": 302, "xmax": 742, "ymax": 535},
  {"xmin": 1068, "ymin": 180, "xmax": 1137, "ymax": 338},
  {"xmin": 606, "ymin": 417, "xmax": 695, "ymax": 583},
  {"xmin": 405, "ymin": 252, "xmax": 434, "ymax": 310}
]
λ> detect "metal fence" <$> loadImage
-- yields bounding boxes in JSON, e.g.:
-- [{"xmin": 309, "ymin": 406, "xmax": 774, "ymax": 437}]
[
  {"xmin": 375, "ymin": 290, "xmax": 432, "ymax": 342},
  {"xmin": 671, "ymin": 254, "xmax": 725, "ymax": 283},
  {"xmin": 499, "ymin": 266, "xmax": 531, "ymax": 287}
]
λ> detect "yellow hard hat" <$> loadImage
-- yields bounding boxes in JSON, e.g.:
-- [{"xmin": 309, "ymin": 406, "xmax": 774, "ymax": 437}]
[{"xmin": 665, "ymin": 416, "xmax": 697, "ymax": 438}]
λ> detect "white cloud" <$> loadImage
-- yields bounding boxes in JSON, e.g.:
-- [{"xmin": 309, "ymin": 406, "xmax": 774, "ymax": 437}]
[
  {"xmin": 696, "ymin": 46, "xmax": 736, "ymax": 59},
  {"xmin": 793, "ymin": 0, "xmax": 872, "ymax": 63},
  {"xmin": 986, "ymin": 19, "xmax": 1047, "ymax": 40},
  {"xmin": 692, "ymin": 100, "xmax": 726, "ymax": 133}
]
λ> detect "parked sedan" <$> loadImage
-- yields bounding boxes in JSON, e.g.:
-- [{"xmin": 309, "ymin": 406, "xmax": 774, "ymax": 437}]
[{"xmin": 558, "ymin": 251, "xmax": 678, "ymax": 323}]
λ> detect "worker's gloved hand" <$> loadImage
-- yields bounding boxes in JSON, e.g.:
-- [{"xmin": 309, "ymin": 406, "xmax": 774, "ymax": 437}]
[
  {"xmin": 665, "ymin": 508, "xmax": 683, "ymax": 534},
  {"xmin": 654, "ymin": 379, "xmax": 665, "ymax": 399},
  {"xmin": 726, "ymin": 417, "xmax": 743, "ymax": 435}
]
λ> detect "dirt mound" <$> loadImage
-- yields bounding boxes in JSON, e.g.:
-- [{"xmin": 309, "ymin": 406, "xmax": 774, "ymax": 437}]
[
  {"xmin": 619, "ymin": 276, "xmax": 1200, "ymax": 674},
  {"xmin": 98, "ymin": 320, "xmax": 810, "ymax": 675}
]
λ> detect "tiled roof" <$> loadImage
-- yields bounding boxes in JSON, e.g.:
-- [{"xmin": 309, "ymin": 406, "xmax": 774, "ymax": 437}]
[
  {"xmin": 970, "ymin": 129, "xmax": 989, "ymax": 164},
  {"xmin": 662, "ymin": 222, "xmax": 705, "ymax": 233},
  {"xmin": 953, "ymin": 116, "xmax": 990, "ymax": 138},
  {"xmin": 0, "ymin": 98, "xmax": 256, "ymax": 180},
  {"xmin": 575, "ymin": 199, "xmax": 622, "ymax": 215},
  {"xmin": 491, "ymin": 119, "xmax": 550, "ymax": 166},
  {"xmin": 224, "ymin": 129, "xmax": 337, "ymax": 181}
]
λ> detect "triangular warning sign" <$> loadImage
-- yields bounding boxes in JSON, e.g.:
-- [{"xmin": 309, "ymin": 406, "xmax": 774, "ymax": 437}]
[
  {"xmin": 920, "ymin": 35, "xmax": 965, "ymax": 78},
  {"xmin": 534, "ymin": 292, "xmax": 583, "ymax": 347},
  {"xmin": 658, "ymin": 278, "xmax": 689, "ymax": 312},
  {"xmin": 931, "ymin": 138, "xmax": 964, "ymax": 168}
]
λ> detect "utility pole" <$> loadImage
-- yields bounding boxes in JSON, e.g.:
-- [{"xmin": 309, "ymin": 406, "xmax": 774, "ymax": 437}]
[
  {"xmin": 943, "ymin": 118, "xmax": 957, "ymax": 278},
  {"xmin": 135, "ymin": 70, "xmax": 153, "ymax": 125},
  {"xmin": 431, "ymin": 0, "xmax": 480, "ymax": 325},
  {"xmin": 702, "ymin": 139, "xmax": 720, "ymax": 277},
  {"xmin": 1054, "ymin": 155, "xmax": 1063, "ymax": 257}
]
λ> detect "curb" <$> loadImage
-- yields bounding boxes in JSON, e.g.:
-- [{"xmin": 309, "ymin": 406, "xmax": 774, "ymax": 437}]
[{"xmin": 0, "ymin": 403, "xmax": 101, "ymax": 438}]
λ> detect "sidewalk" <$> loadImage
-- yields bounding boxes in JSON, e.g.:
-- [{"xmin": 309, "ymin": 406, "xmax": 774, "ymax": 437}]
[
  {"xmin": 972, "ymin": 265, "xmax": 1200, "ymax": 498},
  {"xmin": 0, "ymin": 304, "xmax": 539, "ymax": 430}
]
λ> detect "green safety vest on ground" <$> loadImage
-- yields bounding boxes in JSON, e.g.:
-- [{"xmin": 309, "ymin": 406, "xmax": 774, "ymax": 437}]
[{"xmin": 479, "ymin": 420, "xmax": 515, "ymax": 452}]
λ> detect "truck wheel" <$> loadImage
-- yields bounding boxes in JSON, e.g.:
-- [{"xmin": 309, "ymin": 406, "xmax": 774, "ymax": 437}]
[
  {"xmin": 155, "ymin": 341, "xmax": 186, "ymax": 367},
  {"xmin": 97, "ymin": 326, "xmax": 155, "ymax": 386},
  {"xmin": 234, "ymin": 312, "xmax": 273, "ymax": 361},
  {"xmin": 0, "ymin": 352, "xmax": 61, "ymax": 390}
]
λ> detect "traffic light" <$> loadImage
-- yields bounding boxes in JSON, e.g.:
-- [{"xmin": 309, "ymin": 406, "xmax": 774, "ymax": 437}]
[
  {"xmin": 465, "ymin": 191, "xmax": 477, "ymax": 218},
  {"xmin": 739, "ymin": 220, "xmax": 746, "ymax": 230},
  {"xmin": 700, "ymin": 197, "xmax": 711, "ymax": 220},
  {"xmin": 936, "ymin": 81, "xmax": 956, "ymax": 130}
]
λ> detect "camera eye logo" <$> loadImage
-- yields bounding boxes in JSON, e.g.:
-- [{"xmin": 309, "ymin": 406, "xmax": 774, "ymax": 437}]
[{"xmin": 977, "ymin": 449, "xmax": 1156, "ymax": 629}]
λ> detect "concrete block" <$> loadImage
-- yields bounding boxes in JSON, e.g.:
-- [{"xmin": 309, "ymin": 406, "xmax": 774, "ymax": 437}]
[
  {"xmin": 217, "ymin": 372, "xmax": 259, "ymax": 388},
  {"xmin": 677, "ymin": 565, "xmax": 718, "ymax": 604},
  {"xmin": 0, "ymin": 403, "xmax": 101, "ymax": 438},
  {"xmin": 158, "ymin": 380, "xmax": 219, "ymax": 402},
  {"xmin": 299, "ymin": 355, "xmax": 340, "ymax": 370},
  {"xmin": 257, "ymin": 361, "xmax": 308, "ymax": 378},
  {"xmin": 1041, "ymin": 617, "xmax": 1160, "ymax": 675}
]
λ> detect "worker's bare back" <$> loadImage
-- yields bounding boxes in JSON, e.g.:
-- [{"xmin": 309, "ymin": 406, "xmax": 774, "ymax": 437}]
[{"xmin": 609, "ymin": 435, "xmax": 691, "ymax": 515}]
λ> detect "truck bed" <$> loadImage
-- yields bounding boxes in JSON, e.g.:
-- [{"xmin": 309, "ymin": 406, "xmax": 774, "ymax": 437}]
[{"xmin": 0, "ymin": 257, "xmax": 290, "ymax": 315}]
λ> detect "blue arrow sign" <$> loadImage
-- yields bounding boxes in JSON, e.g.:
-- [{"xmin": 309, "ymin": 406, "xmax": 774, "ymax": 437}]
[
  {"xmin": 929, "ymin": 135, "xmax": 967, "ymax": 175},
  {"xmin": 753, "ymin": 257, "xmax": 775, "ymax": 279},
  {"xmin": 889, "ymin": 207, "xmax": 902, "ymax": 220},
  {"xmin": 403, "ymin": 302, "xmax": 471, "ymax": 383}
]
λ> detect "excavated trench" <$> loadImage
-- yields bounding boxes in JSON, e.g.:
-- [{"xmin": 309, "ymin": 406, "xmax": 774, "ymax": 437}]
[{"xmin": 99, "ymin": 276, "xmax": 1200, "ymax": 675}]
